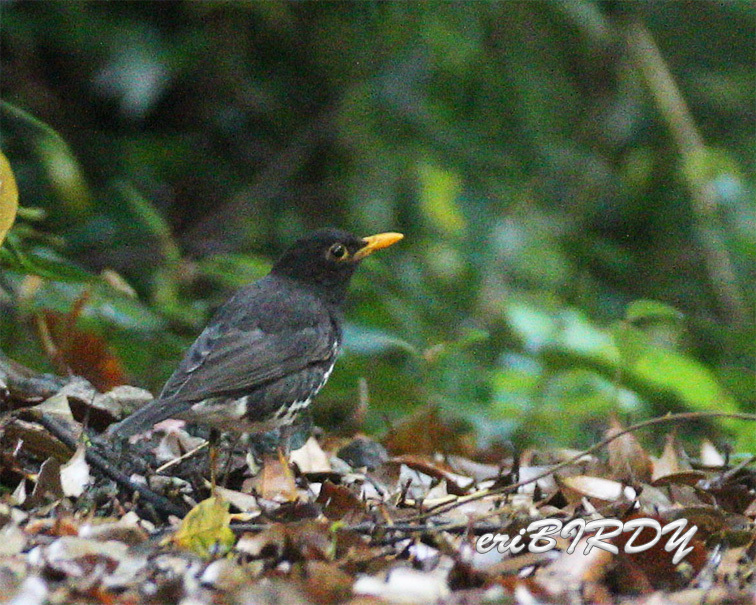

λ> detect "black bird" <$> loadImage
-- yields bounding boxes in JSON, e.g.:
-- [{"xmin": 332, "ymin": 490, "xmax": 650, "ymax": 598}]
[{"xmin": 108, "ymin": 229, "xmax": 403, "ymax": 445}]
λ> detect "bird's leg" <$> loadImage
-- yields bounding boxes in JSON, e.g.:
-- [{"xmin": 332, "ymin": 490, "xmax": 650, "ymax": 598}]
[
  {"xmin": 277, "ymin": 424, "xmax": 294, "ymax": 481},
  {"xmin": 220, "ymin": 432, "xmax": 242, "ymax": 489},
  {"xmin": 208, "ymin": 428, "xmax": 221, "ymax": 496},
  {"xmin": 278, "ymin": 423, "xmax": 292, "ymax": 457}
]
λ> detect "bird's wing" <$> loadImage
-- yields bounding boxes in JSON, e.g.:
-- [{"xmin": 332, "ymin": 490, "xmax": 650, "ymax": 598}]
[
  {"xmin": 160, "ymin": 318, "xmax": 337, "ymax": 403},
  {"xmin": 108, "ymin": 318, "xmax": 337, "ymax": 438}
]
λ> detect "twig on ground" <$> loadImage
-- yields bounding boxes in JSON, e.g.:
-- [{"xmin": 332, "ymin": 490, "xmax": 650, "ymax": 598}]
[
  {"xmin": 35, "ymin": 412, "xmax": 187, "ymax": 519},
  {"xmin": 408, "ymin": 411, "xmax": 756, "ymax": 522}
]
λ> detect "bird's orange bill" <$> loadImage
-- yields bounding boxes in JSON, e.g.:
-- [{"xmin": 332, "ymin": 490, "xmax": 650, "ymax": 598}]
[{"xmin": 354, "ymin": 232, "xmax": 404, "ymax": 260}]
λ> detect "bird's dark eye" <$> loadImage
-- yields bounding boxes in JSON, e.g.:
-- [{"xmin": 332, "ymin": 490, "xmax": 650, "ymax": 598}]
[{"xmin": 327, "ymin": 243, "xmax": 348, "ymax": 261}]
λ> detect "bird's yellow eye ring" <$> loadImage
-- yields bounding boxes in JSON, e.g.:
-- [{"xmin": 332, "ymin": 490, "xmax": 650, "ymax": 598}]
[{"xmin": 327, "ymin": 243, "xmax": 349, "ymax": 261}]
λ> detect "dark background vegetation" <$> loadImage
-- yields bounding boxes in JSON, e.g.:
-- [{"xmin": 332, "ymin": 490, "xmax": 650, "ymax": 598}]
[{"xmin": 1, "ymin": 1, "xmax": 754, "ymax": 452}]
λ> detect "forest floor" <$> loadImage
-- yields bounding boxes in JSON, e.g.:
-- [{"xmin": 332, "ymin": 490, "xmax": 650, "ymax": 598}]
[{"xmin": 1, "ymin": 372, "xmax": 754, "ymax": 604}]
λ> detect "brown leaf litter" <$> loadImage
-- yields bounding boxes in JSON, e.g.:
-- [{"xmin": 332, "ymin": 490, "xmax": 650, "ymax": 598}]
[{"xmin": 0, "ymin": 370, "xmax": 755, "ymax": 604}]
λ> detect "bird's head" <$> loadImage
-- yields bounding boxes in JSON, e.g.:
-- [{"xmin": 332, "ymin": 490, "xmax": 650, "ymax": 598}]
[{"xmin": 270, "ymin": 228, "xmax": 403, "ymax": 304}]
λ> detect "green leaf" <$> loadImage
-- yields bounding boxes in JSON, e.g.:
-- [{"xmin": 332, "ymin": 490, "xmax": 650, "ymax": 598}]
[
  {"xmin": 629, "ymin": 347, "xmax": 737, "ymax": 414},
  {"xmin": 612, "ymin": 322, "xmax": 653, "ymax": 366},
  {"xmin": 88, "ymin": 284, "xmax": 166, "ymax": 331},
  {"xmin": 36, "ymin": 137, "xmax": 93, "ymax": 215},
  {"xmin": 196, "ymin": 253, "xmax": 271, "ymax": 288},
  {"xmin": 544, "ymin": 368, "xmax": 633, "ymax": 415},
  {"xmin": 1, "ymin": 101, "xmax": 66, "ymax": 143},
  {"xmin": 1, "ymin": 102, "xmax": 93, "ymax": 215},
  {"xmin": 625, "ymin": 300, "xmax": 684, "ymax": 324},
  {"xmin": 681, "ymin": 147, "xmax": 743, "ymax": 190},
  {"xmin": 116, "ymin": 181, "xmax": 181, "ymax": 265},
  {"xmin": 613, "ymin": 321, "xmax": 737, "ymax": 415},
  {"xmin": 491, "ymin": 354, "xmax": 541, "ymax": 417},
  {"xmin": 342, "ymin": 323, "xmax": 419, "ymax": 357},
  {"xmin": 1, "ymin": 265, "xmax": 165, "ymax": 331},
  {"xmin": 1, "ymin": 238, "xmax": 96, "ymax": 283},
  {"xmin": 504, "ymin": 301, "xmax": 617, "ymax": 366},
  {"xmin": 503, "ymin": 302, "xmax": 558, "ymax": 353},
  {"xmin": 417, "ymin": 161, "xmax": 465, "ymax": 235}
]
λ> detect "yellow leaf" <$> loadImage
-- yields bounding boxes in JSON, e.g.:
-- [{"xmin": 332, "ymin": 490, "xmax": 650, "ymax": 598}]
[
  {"xmin": 0, "ymin": 150, "xmax": 19, "ymax": 247},
  {"xmin": 172, "ymin": 497, "xmax": 235, "ymax": 558}
]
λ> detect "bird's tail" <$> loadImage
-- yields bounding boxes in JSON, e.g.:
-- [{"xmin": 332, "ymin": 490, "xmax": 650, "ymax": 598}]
[{"xmin": 107, "ymin": 398, "xmax": 192, "ymax": 438}]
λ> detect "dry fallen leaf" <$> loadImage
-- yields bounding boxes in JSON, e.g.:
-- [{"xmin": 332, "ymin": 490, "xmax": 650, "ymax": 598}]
[
  {"xmin": 606, "ymin": 417, "xmax": 652, "ymax": 483},
  {"xmin": 611, "ymin": 512, "xmax": 707, "ymax": 591},
  {"xmin": 27, "ymin": 458, "xmax": 64, "ymax": 507},
  {"xmin": 171, "ymin": 497, "xmax": 235, "ymax": 559},
  {"xmin": 290, "ymin": 436, "xmax": 331, "ymax": 473},
  {"xmin": 558, "ymin": 475, "xmax": 637, "ymax": 505},
  {"xmin": 353, "ymin": 566, "xmax": 451, "ymax": 604},
  {"xmin": 3, "ymin": 362, "xmax": 756, "ymax": 603},
  {"xmin": 258, "ymin": 453, "xmax": 300, "ymax": 502},
  {"xmin": 316, "ymin": 480, "xmax": 367, "ymax": 522},
  {"xmin": 651, "ymin": 432, "xmax": 684, "ymax": 480},
  {"xmin": 59, "ymin": 444, "xmax": 91, "ymax": 498},
  {"xmin": 42, "ymin": 309, "xmax": 128, "ymax": 392},
  {"xmin": 700, "ymin": 439, "xmax": 726, "ymax": 467},
  {"xmin": 41, "ymin": 536, "xmax": 147, "ymax": 589},
  {"xmin": 383, "ymin": 405, "xmax": 475, "ymax": 457}
]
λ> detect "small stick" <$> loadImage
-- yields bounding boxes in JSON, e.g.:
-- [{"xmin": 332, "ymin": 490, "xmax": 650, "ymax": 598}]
[{"xmin": 35, "ymin": 412, "xmax": 187, "ymax": 519}]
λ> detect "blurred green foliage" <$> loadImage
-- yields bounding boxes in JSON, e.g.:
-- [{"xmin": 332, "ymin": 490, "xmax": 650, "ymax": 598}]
[{"xmin": 1, "ymin": 1, "xmax": 753, "ymax": 451}]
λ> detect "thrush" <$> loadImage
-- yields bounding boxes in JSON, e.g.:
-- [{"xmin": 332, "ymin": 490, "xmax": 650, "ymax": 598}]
[{"xmin": 108, "ymin": 229, "xmax": 403, "ymax": 446}]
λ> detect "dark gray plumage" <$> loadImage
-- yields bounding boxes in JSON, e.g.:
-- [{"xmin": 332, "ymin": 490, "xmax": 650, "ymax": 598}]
[{"xmin": 108, "ymin": 228, "xmax": 402, "ymax": 439}]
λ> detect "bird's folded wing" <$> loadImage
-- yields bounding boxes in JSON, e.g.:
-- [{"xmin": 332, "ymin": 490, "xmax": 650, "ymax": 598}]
[
  {"xmin": 108, "ymin": 321, "xmax": 336, "ymax": 438},
  {"xmin": 161, "ymin": 322, "xmax": 336, "ymax": 402}
]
